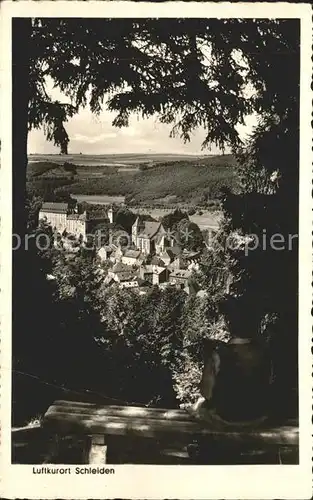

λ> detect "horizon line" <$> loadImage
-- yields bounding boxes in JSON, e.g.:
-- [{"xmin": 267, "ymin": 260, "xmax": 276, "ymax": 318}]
[{"xmin": 28, "ymin": 152, "xmax": 224, "ymax": 157}]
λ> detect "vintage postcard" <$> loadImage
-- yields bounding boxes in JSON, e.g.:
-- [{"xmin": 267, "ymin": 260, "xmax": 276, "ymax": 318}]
[{"xmin": 0, "ymin": 1, "xmax": 312, "ymax": 498}]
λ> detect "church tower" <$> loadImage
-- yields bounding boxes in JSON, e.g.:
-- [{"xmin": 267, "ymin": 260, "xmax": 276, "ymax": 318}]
[
  {"xmin": 132, "ymin": 216, "xmax": 139, "ymax": 246},
  {"xmin": 108, "ymin": 206, "xmax": 114, "ymax": 224}
]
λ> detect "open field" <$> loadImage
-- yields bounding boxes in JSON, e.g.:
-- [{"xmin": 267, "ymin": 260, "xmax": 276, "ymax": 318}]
[{"xmin": 74, "ymin": 194, "xmax": 126, "ymax": 205}]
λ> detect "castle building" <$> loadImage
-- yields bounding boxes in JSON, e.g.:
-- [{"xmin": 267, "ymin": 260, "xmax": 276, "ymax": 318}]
[
  {"xmin": 39, "ymin": 202, "xmax": 68, "ymax": 234},
  {"xmin": 66, "ymin": 212, "xmax": 88, "ymax": 238},
  {"xmin": 39, "ymin": 201, "xmax": 107, "ymax": 241}
]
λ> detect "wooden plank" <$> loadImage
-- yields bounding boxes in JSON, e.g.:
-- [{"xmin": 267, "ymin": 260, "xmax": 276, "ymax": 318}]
[
  {"xmin": 44, "ymin": 411, "xmax": 198, "ymax": 433},
  {"xmin": 45, "ymin": 402, "xmax": 299, "ymax": 431},
  {"xmin": 52, "ymin": 400, "xmax": 190, "ymax": 417},
  {"xmin": 12, "ymin": 425, "xmax": 41, "ymax": 436},
  {"xmin": 49, "ymin": 401, "xmax": 298, "ymax": 427},
  {"xmin": 88, "ymin": 434, "xmax": 107, "ymax": 464},
  {"xmin": 43, "ymin": 412, "xmax": 298, "ymax": 446},
  {"xmin": 53, "ymin": 400, "xmax": 117, "ymax": 409},
  {"xmin": 46, "ymin": 403, "xmax": 192, "ymax": 422}
]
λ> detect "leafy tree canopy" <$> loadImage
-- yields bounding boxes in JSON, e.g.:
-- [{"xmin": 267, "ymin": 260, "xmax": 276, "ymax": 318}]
[
  {"xmin": 161, "ymin": 208, "xmax": 189, "ymax": 230},
  {"xmin": 175, "ymin": 218, "xmax": 204, "ymax": 252},
  {"xmin": 29, "ymin": 18, "xmax": 298, "ymax": 159}
]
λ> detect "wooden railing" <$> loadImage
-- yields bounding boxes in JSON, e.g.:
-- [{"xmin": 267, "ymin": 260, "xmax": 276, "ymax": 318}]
[{"xmin": 12, "ymin": 399, "xmax": 298, "ymax": 465}]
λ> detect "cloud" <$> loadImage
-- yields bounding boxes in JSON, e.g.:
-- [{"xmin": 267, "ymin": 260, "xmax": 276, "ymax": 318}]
[
  {"xmin": 27, "ymin": 100, "xmax": 254, "ymax": 155},
  {"xmin": 119, "ymin": 126, "xmax": 140, "ymax": 137},
  {"xmin": 72, "ymin": 132, "xmax": 117, "ymax": 143}
]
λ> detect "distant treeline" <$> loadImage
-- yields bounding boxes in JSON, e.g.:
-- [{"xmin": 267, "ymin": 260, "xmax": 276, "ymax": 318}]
[{"xmin": 26, "ymin": 156, "xmax": 238, "ymax": 206}]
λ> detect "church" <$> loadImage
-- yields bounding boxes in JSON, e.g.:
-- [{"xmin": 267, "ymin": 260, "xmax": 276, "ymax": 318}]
[{"xmin": 131, "ymin": 216, "xmax": 173, "ymax": 256}]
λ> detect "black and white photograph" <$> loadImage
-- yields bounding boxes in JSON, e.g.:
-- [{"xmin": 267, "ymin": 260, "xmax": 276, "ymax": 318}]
[{"xmin": 1, "ymin": 2, "xmax": 312, "ymax": 499}]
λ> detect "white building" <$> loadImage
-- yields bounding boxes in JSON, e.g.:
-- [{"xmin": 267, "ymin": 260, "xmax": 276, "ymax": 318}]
[
  {"xmin": 39, "ymin": 202, "xmax": 68, "ymax": 233},
  {"xmin": 121, "ymin": 249, "xmax": 143, "ymax": 266}
]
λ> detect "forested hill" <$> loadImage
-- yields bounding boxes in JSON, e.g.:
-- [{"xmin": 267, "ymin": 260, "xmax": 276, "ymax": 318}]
[{"xmin": 27, "ymin": 153, "xmax": 238, "ymax": 205}]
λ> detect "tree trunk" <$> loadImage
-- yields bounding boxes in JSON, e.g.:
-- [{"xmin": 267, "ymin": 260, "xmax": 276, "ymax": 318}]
[
  {"xmin": 12, "ymin": 18, "xmax": 32, "ymax": 424},
  {"xmin": 12, "ymin": 18, "xmax": 31, "ymax": 238}
]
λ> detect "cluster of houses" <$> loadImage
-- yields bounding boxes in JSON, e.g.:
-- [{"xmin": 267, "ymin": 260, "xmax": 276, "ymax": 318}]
[
  {"xmin": 38, "ymin": 201, "xmax": 203, "ymax": 295},
  {"xmin": 97, "ymin": 213, "xmax": 201, "ymax": 294},
  {"xmin": 100, "ymin": 246, "xmax": 201, "ymax": 295}
]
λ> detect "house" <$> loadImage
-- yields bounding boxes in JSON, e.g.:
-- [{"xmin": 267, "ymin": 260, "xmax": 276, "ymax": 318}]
[
  {"xmin": 181, "ymin": 249, "xmax": 201, "ymax": 264},
  {"xmin": 169, "ymin": 269, "xmax": 192, "ymax": 292},
  {"xmin": 121, "ymin": 249, "xmax": 144, "ymax": 266},
  {"xmin": 150, "ymin": 255, "xmax": 166, "ymax": 267},
  {"xmin": 39, "ymin": 202, "xmax": 69, "ymax": 233},
  {"xmin": 118, "ymin": 275, "xmax": 140, "ymax": 289},
  {"xmin": 97, "ymin": 245, "xmax": 115, "ymax": 262},
  {"xmin": 152, "ymin": 266, "xmax": 168, "ymax": 285},
  {"xmin": 103, "ymin": 275, "xmax": 115, "ymax": 287},
  {"xmin": 168, "ymin": 256, "xmax": 189, "ymax": 271},
  {"xmin": 137, "ymin": 277, "xmax": 152, "ymax": 295},
  {"xmin": 108, "ymin": 262, "xmax": 137, "ymax": 286},
  {"xmin": 138, "ymin": 265, "xmax": 153, "ymax": 284},
  {"xmin": 139, "ymin": 265, "xmax": 168, "ymax": 286},
  {"xmin": 158, "ymin": 248, "xmax": 178, "ymax": 266},
  {"xmin": 108, "ymin": 261, "xmax": 132, "ymax": 275},
  {"xmin": 112, "ymin": 246, "xmax": 123, "ymax": 262},
  {"xmin": 179, "ymin": 249, "xmax": 201, "ymax": 271},
  {"xmin": 107, "ymin": 262, "xmax": 140, "ymax": 288}
]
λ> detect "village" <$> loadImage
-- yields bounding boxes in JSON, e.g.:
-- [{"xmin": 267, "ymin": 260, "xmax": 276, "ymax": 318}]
[{"xmin": 38, "ymin": 201, "xmax": 208, "ymax": 296}]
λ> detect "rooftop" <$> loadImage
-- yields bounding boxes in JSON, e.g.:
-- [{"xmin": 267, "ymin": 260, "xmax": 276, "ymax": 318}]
[
  {"xmin": 67, "ymin": 213, "xmax": 87, "ymax": 221},
  {"xmin": 40, "ymin": 202, "xmax": 68, "ymax": 214},
  {"xmin": 98, "ymin": 245, "xmax": 114, "ymax": 252},
  {"xmin": 118, "ymin": 273, "xmax": 138, "ymax": 282},
  {"xmin": 170, "ymin": 269, "xmax": 191, "ymax": 278},
  {"xmin": 168, "ymin": 257, "xmax": 189, "ymax": 271},
  {"xmin": 143, "ymin": 265, "xmax": 166, "ymax": 274},
  {"xmin": 112, "ymin": 262, "xmax": 133, "ymax": 273},
  {"xmin": 151, "ymin": 256, "xmax": 166, "ymax": 266},
  {"xmin": 123, "ymin": 249, "xmax": 142, "ymax": 259},
  {"xmin": 164, "ymin": 245, "xmax": 182, "ymax": 257},
  {"xmin": 136, "ymin": 277, "xmax": 152, "ymax": 287},
  {"xmin": 138, "ymin": 221, "xmax": 163, "ymax": 239},
  {"xmin": 182, "ymin": 249, "xmax": 201, "ymax": 259}
]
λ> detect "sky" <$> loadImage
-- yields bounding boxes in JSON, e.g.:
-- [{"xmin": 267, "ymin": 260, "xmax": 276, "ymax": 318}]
[
  {"xmin": 28, "ymin": 108, "xmax": 258, "ymax": 156},
  {"xmin": 28, "ymin": 108, "xmax": 214, "ymax": 155},
  {"xmin": 27, "ymin": 82, "xmax": 258, "ymax": 156}
]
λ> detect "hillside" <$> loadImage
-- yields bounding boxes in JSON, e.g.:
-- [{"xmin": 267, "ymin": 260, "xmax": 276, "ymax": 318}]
[
  {"xmin": 28, "ymin": 152, "xmax": 223, "ymax": 166},
  {"xmin": 27, "ymin": 154, "xmax": 238, "ymax": 206}
]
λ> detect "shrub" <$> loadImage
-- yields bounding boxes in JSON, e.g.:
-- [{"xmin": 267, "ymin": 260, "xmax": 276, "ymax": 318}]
[{"xmin": 172, "ymin": 351, "xmax": 202, "ymax": 405}]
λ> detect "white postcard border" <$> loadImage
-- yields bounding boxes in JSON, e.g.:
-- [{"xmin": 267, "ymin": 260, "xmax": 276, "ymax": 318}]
[{"xmin": 1, "ymin": 2, "xmax": 312, "ymax": 499}]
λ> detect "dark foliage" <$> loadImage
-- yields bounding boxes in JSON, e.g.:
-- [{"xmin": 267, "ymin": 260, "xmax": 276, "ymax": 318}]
[{"xmin": 160, "ymin": 208, "xmax": 189, "ymax": 230}]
